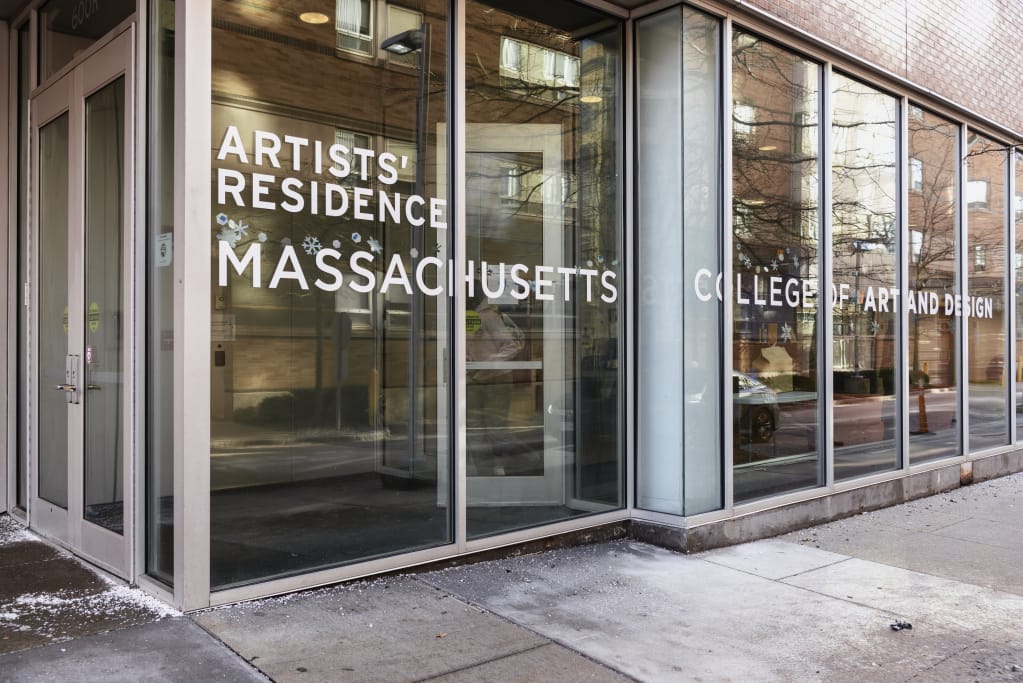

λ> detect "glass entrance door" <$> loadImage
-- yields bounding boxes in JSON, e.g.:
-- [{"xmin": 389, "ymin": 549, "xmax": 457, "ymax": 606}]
[
  {"xmin": 463, "ymin": 124, "xmax": 567, "ymax": 507},
  {"xmin": 29, "ymin": 29, "xmax": 134, "ymax": 578}
]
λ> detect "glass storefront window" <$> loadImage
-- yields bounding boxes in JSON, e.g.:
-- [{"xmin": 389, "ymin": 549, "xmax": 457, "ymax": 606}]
[
  {"xmin": 731, "ymin": 31, "xmax": 822, "ymax": 502},
  {"xmin": 1015, "ymin": 151, "xmax": 1023, "ymax": 433},
  {"xmin": 464, "ymin": 0, "xmax": 624, "ymax": 538},
  {"xmin": 209, "ymin": 0, "xmax": 451, "ymax": 589},
  {"xmin": 830, "ymin": 74, "xmax": 899, "ymax": 480},
  {"xmin": 966, "ymin": 132, "xmax": 1008, "ymax": 452},
  {"xmin": 636, "ymin": 6, "xmax": 722, "ymax": 516},
  {"xmin": 907, "ymin": 107, "xmax": 959, "ymax": 463},
  {"xmin": 147, "ymin": 0, "xmax": 175, "ymax": 586}
]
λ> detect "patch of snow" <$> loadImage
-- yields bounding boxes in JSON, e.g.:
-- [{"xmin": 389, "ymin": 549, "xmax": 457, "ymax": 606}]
[
  {"xmin": 100, "ymin": 585, "xmax": 180, "ymax": 619},
  {"xmin": 0, "ymin": 515, "xmax": 37, "ymax": 545}
]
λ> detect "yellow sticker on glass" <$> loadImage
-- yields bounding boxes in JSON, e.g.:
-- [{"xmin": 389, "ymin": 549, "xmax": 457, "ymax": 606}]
[{"xmin": 465, "ymin": 310, "xmax": 482, "ymax": 335}]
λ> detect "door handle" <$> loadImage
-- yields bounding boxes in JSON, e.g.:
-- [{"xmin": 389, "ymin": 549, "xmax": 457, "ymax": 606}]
[
  {"xmin": 87, "ymin": 384, "xmax": 101, "ymax": 391},
  {"xmin": 55, "ymin": 383, "xmax": 77, "ymax": 392}
]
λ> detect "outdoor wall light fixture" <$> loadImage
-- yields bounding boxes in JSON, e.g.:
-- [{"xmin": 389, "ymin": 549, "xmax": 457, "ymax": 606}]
[
  {"xmin": 299, "ymin": 12, "xmax": 330, "ymax": 24},
  {"xmin": 381, "ymin": 28, "xmax": 425, "ymax": 54}
]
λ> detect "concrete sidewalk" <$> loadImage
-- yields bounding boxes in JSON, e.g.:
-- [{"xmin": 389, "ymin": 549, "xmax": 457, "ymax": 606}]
[{"xmin": 2, "ymin": 472, "xmax": 1022, "ymax": 682}]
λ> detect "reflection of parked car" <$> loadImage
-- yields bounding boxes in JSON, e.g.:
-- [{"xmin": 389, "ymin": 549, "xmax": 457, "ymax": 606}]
[{"xmin": 734, "ymin": 371, "xmax": 780, "ymax": 442}]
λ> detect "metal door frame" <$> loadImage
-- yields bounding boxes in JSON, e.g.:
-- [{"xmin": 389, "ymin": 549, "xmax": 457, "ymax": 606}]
[{"xmin": 27, "ymin": 27, "xmax": 136, "ymax": 579}]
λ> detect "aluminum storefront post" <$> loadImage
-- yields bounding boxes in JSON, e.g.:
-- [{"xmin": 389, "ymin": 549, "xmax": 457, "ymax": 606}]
[
  {"xmin": 1, "ymin": 19, "xmax": 9, "ymax": 516},
  {"xmin": 173, "ymin": 0, "xmax": 212, "ymax": 611}
]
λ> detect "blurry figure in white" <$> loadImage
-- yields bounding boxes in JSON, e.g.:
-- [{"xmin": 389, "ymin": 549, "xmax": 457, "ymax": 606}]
[{"xmin": 466, "ymin": 288, "xmax": 524, "ymax": 475}]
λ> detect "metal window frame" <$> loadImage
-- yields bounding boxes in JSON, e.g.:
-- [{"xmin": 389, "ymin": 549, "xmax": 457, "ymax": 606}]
[
  {"xmin": 10, "ymin": 0, "xmax": 1011, "ymax": 609},
  {"xmin": 960, "ymin": 124, "xmax": 971, "ymax": 456},
  {"xmin": 721, "ymin": 14, "xmax": 734, "ymax": 512},
  {"xmin": 897, "ymin": 95, "xmax": 910, "ymax": 471},
  {"xmin": 164, "ymin": 0, "xmax": 632, "ymax": 610},
  {"xmin": 622, "ymin": 8, "xmax": 635, "ymax": 515},
  {"xmin": 1, "ymin": 19, "xmax": 9, "ymax": 516},
  {"xmin": 960, "ymin": 127, "xmax": 1016, "ymax": 459},
  {"xmin": 1007, "ymin": 144, "xmax": 1016, "ymax": 446},
  {"xmin": 821, "ymin": 62, "xmax": 834, "ymax": 490},
  {"xmin": 173, "ymin": 0, "xmax": 212, "ymax": 611},
  {"xmin": 4, "ymin": 11, "xmax": 35, "ymax": 526}
]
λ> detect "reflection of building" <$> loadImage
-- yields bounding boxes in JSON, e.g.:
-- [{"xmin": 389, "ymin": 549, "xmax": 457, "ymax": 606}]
[{"xmin": 3, "ymin": 0, "xmax": 1023, "ymax": 612}]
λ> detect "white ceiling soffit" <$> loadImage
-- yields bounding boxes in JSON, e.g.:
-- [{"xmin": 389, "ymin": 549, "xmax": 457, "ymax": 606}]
[{"xmin": 0, "ymin": 0, "xmax": 647, "ymax": 23}]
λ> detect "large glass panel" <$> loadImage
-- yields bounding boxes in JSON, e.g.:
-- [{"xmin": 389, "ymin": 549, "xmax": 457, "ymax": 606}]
[
  {"xmin": 39, "ymin": 0, "xmax": 135, "ymax": 82},
  {"xmin": 731, "ymin": 31, "xmax": 821, "ymax": 503},
  {"xmin": 83, "ymin": 78, "xmax": 126, "ymax": 533},
  {"xmin": 907, "ymin": 107, "xmax": 959, "ymax": 463},
  {"xmin": 210, "ymin": 0, "xmax": 450, "ymax": 589},
  {"xmin": 147, "ymin": 0, "xmax": 175, "ymax": 585},
  {"xmin": 16, "ymin": 23, "xmax": 31, "ymax": 510},
  {"xmin": 830, "ymin": 74, "xmax": 899, "ymax": 480},
  {"xmin": 464, "ymin": 0, "xmax": 623, "ymax": 538},
  {"xmin": 38, "ymin": 114, "xmax": 70, "ymax": 509},
  {"xmin": 636, "ymin": 7, "xmax": 722, "ymax": 516},
  {"xmin": 1016, "ymin": 152, "xmax": 1023, "ymax": 434},
  {"xmin": 967, "ymin": 132, "xmax": 1008, "ymax": 451}
]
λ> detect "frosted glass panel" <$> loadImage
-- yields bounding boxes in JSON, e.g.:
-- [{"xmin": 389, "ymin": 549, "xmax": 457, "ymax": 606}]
[{"xmin": 636, "ymin": 7, "xmax": 723, "ymax": 516}]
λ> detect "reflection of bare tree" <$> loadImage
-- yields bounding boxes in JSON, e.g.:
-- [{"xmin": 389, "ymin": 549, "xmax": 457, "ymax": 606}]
[
  {"xmin": 908, "ymin": 114, "xmax": 958, "ymax": 385},
  {"xmin": 464, "ymin": 12, "xmax": 620, "ymax": 285},
  {"xmin": 730, "ymin": 33, "xmax": 819, "ymax": 385},
  {"xmin": 731, "ymin": 36, "xmax": 817, "ymax": 266}
]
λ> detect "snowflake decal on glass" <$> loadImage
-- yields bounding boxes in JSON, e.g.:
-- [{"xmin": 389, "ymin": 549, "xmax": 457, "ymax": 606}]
[
  {"xmin": 217, "ymin": 226, "xmax": 241, "ymax": 247},
  {"xmin": 229, "ymin": 219, "xmax": 248, "ymax": 240},
  {"xmin": 779, "ymin": 322, "xmax": 794, "ymax": 343},
  {"xmin": 302, "ymin": 235, "xmax": 322, "ymax": 255},
  {"xmin": 367, "ymin": 237, "xmax": 383, "ymax": 254},
  {"xmin": 351, "ymin": 232, "xmax": 362, "ymax": 243},
  {"xmin": 214, "ymin": 213, "xmax": 246, "ymax": 247},
  {"xmin": 870, "ymin": 320, "xmax": 880, "ymax": 336}
]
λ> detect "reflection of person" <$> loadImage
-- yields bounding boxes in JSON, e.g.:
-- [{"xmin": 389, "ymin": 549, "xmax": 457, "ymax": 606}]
[{"xmin": 466, "ymin": 288, "xmax": 524, "ymax": 475}]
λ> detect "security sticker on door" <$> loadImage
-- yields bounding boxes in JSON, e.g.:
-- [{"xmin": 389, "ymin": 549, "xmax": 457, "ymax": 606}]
[
  {"xmin": 88, "ymin": 302, "xmax": 100, "ymax": 332},
  {"xmin": 157, "ymin": 232, "xmax": 173, "ymax": 267}
]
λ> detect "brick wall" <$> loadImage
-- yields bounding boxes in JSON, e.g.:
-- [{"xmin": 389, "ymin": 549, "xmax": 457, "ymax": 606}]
[{"xmin": 733, "ymin": 0, "xmax": 1023, "ymax": 136}]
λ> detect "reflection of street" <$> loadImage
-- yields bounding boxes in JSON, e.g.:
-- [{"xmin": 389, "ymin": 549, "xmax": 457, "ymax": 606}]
[
  {"xmin": 735, "ymin": 383, "xmax": 1013, "ymax": 500},
  {"xmin": 212, "ymin": 438, "xmax": 380, "ymax": 490},
  {"xmin": 734, "ymin": 392, "xmax": 819, "ymax": 501},
  {"xmin": 966, "ymin": 383, "xmax": 1011, "ymax": 451}
]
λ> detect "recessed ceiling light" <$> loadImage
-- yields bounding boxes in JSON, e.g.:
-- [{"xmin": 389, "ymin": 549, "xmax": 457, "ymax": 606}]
[
  {"xmin": 580, "ymin": 95, "xmax": 603, "ymax": 104},
  {"xmin": 299, "ymin": 12, "xmax": 330, "ymax": 24},
  {"xmin": 758, "ymin": 145, "xmax": 777, "ymax": 151}
]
